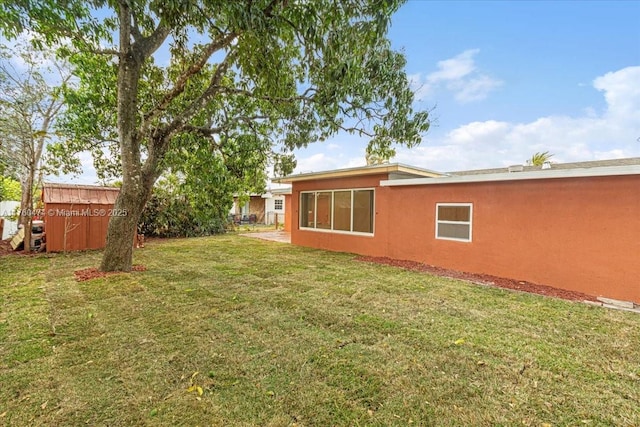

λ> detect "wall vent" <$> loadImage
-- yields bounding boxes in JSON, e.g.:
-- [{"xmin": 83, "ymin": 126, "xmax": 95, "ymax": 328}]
[{"xmin": 508, "ymin": 165, "xmax": 524, "ymax": 173}]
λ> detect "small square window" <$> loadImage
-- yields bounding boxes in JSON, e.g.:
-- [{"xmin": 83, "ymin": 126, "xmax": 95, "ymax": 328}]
[
  {"xmin": 436, "ymin": 203, "xmax": 472, "ymax": 242},
  {"xmin": 274, "ymin": 199, "xmax": 283, "ymax": 210}
]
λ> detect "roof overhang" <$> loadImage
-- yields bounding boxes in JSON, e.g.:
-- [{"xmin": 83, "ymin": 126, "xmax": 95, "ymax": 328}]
[
  {"xmin": 274, "ymin": 163, "xmax": 444, "ymax": 184},
  {"xmin": 380, "ymin": 164, "xmax": 640, "ymax": 187}
]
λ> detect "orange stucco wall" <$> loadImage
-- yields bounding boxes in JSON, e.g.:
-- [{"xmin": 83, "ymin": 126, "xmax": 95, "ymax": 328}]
[
  {"xmin": 290, "ymin": 173, "xmax": 640, "ymax": 303},
  {"xmin": 291, "ymin": 174, "xmax": 388, "ymax": 257},
  {"xmin": 283, "ymin": 194, "xmax": 292, "ymax": 232}
]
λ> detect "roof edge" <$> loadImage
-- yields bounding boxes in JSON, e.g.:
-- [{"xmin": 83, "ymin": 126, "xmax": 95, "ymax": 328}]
[
  {"xmin": 380, "ymin": 164, "xmax": 640, "ymax": 187},
  {"xmin": 273, "ymin": 163, "xmax": 443, "ymax": 183},
  {"xmin": 43, "ymin": 182, "xmax": 120, "ymax": 191}
]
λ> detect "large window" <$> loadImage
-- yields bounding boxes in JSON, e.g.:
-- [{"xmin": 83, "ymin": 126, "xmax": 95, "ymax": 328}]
[
  {"xmin": 300, "ymin": 189, "xmax": 374, "ymax": 234},
  {"xmin": 436, "ymin": 203, "xmax": 472, "ymax": 242}
]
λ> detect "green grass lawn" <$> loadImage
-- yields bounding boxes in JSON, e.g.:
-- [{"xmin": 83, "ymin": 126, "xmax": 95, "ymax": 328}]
[{"xmin": 1, "ymin": 235, "xmax": 639, "ymax": 426}]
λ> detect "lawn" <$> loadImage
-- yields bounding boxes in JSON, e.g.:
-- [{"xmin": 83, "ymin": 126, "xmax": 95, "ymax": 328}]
[{"xmin": 1, "ymin": 235, "xmax": 639, "ymax": 426}]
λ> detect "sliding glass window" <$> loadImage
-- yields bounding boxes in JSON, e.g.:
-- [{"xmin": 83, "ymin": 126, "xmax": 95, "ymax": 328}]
[{"xmin": 299, "ymin": 189, "xmax": 374, "ymax": 235}]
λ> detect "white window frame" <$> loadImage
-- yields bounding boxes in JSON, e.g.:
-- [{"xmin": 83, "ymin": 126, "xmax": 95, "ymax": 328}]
[
  {"xmin": 435, "ymin": 203, "xmax": 473, "ymax": 242},
  {"xmin": 274, "ymin": 199, "xmax": 283, "ymax": 211},
  {"xmin": 299, "ymin": 188, "xmax": 375, "ymax": 236}
]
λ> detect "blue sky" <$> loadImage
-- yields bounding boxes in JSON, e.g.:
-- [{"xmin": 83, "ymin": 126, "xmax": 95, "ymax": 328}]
[
  {"xmin": 294, "ymin": 0, "xmax": 640, "ymax": 174},
  {"xmin": 21, "ymin": 0, "xmax": 639, "ymax": 183}
]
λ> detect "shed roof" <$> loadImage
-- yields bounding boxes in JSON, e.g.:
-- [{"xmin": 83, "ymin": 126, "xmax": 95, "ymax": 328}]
[{"xmin": 42, "ymin": 183, "xmax": 120, "ymax": 205}]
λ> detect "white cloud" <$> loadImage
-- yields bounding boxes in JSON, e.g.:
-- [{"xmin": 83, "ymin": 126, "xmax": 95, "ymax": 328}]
[
  {"xmin": 593, "ymin": 66, "xmax": 640, "ymax": 120},
  {"xmin": 294, "ymin": 153, "xmax": 352, "ymax": 173},
  {"xmin": 428, "ymin": 49, "xmax": 479, "ymax": 82},
  {"xmin": 451, "ymin": 75, "xmax": 504, "ymax": 103},
  {"xmin": 294, "ymin": 151, "xmax": 365, "ymax": 174},
  {"xmin": 397, "ymin": 66, "xmax": 640, "ymax": 172},
  {"xmin": 410, "ymin": 49, "xmax": 502, "ymax": 103}
]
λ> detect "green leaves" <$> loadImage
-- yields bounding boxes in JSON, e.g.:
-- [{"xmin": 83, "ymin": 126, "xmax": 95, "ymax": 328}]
[
  {"xmin": 10, "ymin": 0, "xmax": 429, "ymax": 183},
  {"xmin": 3, "ymin": 0, "xmax": 430, "ymax": 270}
]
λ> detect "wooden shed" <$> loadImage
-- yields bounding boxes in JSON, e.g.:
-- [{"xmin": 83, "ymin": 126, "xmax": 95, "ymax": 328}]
[{"xmin": 42, "ymin": 183, "xmax": 120, "ymax": 252}]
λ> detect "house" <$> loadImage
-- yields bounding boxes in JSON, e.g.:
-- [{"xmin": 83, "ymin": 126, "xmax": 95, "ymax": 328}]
[
  {"xmin": 264, "ymin": 187, "xmax": 290, "ymax": 228},
  {"xmin": 230, "ymin": 194, "xmax": 266, "ymax": 224},
  {"xmin": 276, "ymin": 159, "xmax": 640, "ymax": 304},
  {"xmin": 42, "ymin": 183, "xmax": 120, "ymax": 252},
  {"xmin": 229, "ymin": 188, "xmax": 291, "ymax": 227}
]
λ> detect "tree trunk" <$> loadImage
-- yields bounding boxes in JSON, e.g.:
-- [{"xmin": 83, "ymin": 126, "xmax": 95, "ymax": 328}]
[
  {"xmin": 99, "ymin": 184, "xmax": 148, "ymax": 271},
  {"xmin": 99, "ymin": 10, "xmax": 145, "ymax": 273},
  {"xmin": 20, "ymin": 169, "xmax": 34, "ymax": 253},
  {"xmin": 100, "ymin": 5, "xmax": 169, "ymax": 272}
]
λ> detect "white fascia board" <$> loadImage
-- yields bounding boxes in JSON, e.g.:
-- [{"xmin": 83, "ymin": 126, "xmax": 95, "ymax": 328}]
[{"xmin": 380, "ymin": 165, "xmax": 640, "ymax": 187}]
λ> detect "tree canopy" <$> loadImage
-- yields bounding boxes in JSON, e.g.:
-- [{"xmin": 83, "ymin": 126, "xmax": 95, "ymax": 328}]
[
  {"xmin": 1, "ymin": 0, "xmax": 429, "ymax": 271},
  {"xmin": 0, "ymin": 41, "xmax": 71, "ymax": 250}
]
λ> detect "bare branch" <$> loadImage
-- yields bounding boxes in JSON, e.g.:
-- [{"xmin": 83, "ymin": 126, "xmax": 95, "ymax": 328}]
[
  {"xmin": 88, "ymin": 48, "xmax": 120, "ymax": 56},
  {"xmin": 141, "ymin": 32, "xmax": 238, "ymax": 130},
  {"xmin": 130, "ymin": 11, "xmax": 143, "ymax": 42},
  {"xmin": 215, "ymin": 86, "xmax": 317, "ymax": 104},
  {"xmin": 183, "ymin": 124, "xmax": 227, "ymax": 136},
  {"xmin": 163, "ymin": 48, "xmax": 239, "ymax": 138},
  {"xmin": 182, "ymin": 114, "xmax": 271, "ymax": 137},
  {"xmin": 337, "ymin": 125, "xmax": 375, "ymax": 138}
]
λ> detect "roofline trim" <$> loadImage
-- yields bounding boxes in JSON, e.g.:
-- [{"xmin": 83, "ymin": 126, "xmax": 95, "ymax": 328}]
[
  {"xmin": 273, "ymin": 163, "xmax": 443, "ymax": 183},
  {"xmin": 380, "ymin": 164, "xmax": 640, "ymax": 187}
]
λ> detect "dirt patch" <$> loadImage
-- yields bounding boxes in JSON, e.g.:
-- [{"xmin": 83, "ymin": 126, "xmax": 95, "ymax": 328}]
[
  {"xmin": 0, "ymin": 238, "xmax": 15, "ymax": 256},
  {"xmin": 74, "ymin": 265, "xmax": 147, "ymax": 282},
  {"xmin": 355, "ymin": 256, "xmax": 598, "ymax": 302},
  {"xmin": 0, "ymin": 238, "xmax": 42, "ymax": 257}
]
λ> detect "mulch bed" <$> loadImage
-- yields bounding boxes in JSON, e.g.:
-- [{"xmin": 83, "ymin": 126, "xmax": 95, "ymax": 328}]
[
  {"xmin": 74, "ymin": 265, "xmax": 147, "ymax": 282},
  {"xmin": 355, "ymin": 256, "xmax": 598, "ymax": 302}
]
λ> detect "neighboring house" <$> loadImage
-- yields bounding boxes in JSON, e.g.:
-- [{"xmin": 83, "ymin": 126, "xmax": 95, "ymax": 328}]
[
  {"xmin": 42, "ymin": 183, "xmax": 120, "ymax": 252},
  {"xmin": 276, "ymin": 159, "xmax": 640, "ymax": 304},
  {"xmin": 230, "ymin": 187, "xmax": 292, "ymax": 226},
  {"xmin": 0, "ymin": 200, "xmax": 20, "ymax": 240},
  {"xmin": 230, "ymin": 195, "xmax": 266, "ymax": 224},
  {"xmin": 264, "ymin": 187, "xmax": 290, "ymax": 227}
]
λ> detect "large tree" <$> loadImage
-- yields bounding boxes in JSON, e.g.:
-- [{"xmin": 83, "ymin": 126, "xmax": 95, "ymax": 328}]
[
  {"xmin": 1, "ymin": 0, "xmax": 429, "ymax": 271},
  {"xmin": 0, "ymin": 42, "xmax": 71, "ymax": 251}
]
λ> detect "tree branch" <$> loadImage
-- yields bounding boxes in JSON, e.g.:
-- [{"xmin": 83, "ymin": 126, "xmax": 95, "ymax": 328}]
[
  {"xmin": 163, "ymin": 48, "xmax": 239, "ymax": 138},
  {"xmin": 182, "ymin": 114, "xmax": 271, "ymax": 137},
  {"xmin": 140, "ymin": 32, "xmax": 238, "ymax": 131},
  {"xmin": 130, "ymin": 11, "xmax": 143, "ymax": 42}
]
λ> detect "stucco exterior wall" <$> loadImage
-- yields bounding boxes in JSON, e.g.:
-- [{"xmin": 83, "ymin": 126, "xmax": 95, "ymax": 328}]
[
  {"xmin": 290, "ymin": 173, "xmax": 640, "ymax": 303},
  {"xmin": 283, "ymin": 194, "xmax": 292, "ymax": 231},
  {"xmin": 291, "ymin": 173, "xmax": 389, "ymax": 257}
]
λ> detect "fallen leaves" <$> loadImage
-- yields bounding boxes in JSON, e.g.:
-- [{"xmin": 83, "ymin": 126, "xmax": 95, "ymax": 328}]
[{"xmin": 186, "ymin": 371, "xmax": 204, "ymax": 400}]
